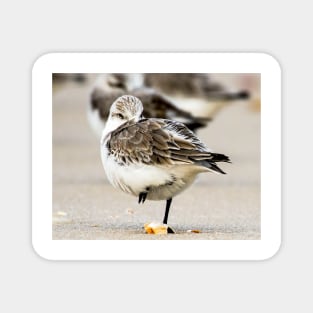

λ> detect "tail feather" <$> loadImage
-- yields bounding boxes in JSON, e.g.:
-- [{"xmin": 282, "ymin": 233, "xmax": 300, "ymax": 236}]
[
  {"xmin": 184, "ymin": 117, "xmax": 212, "ymax": 132},
  {"xmin": 206, "ymin": 162, "xmax": 227, "ymax": 174},
  {"xmin": 197, "ymin": 153, "xmax": 231, "ymax": 174},
  {"xmin": 210, "ymin": 153, "xmax": 231, "ymax": 163}
]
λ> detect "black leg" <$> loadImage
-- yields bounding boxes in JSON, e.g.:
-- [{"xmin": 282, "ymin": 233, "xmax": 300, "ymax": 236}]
[
  {"xmin": 163, "ymin": 198, "xmax": 172, "ymax": 224},
  {"xmin": 138, "ymin": 192, "xmax": 147, "ymax": 204}
]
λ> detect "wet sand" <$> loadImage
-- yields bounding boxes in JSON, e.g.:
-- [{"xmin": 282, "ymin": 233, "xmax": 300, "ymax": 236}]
[{"xmin": 53, "ymin": 76, "xmax": 260, "ymax": 240}]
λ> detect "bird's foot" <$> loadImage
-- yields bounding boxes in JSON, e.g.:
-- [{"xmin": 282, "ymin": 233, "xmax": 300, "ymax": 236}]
[
  {"xmin": 144, "ymin": 222, "xmax": 175, "ymax": 234},
  {"xmin": 138, "ymin": 191, "xmax": 148, "ymax": 204}
]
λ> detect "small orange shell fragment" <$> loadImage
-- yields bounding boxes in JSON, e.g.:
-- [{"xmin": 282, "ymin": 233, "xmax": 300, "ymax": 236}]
[
  {"xmin": 144, "ymin": 222, "xmax": 168, "ymax": 234},
  {"xmin": 187, "ymin": 229, "xmax": 201, "ymax": 233}
]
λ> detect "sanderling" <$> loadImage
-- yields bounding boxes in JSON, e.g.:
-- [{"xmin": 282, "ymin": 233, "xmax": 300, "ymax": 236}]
[
  {"xmin": 144, "ymin": 73, "xmax": 250, "ymax": 118},
  {"xmin": 100, "ymin": 95, "xmax": 230, "ymax": 229},
  {"xmin": 88, "ymin": 74, "xmax": 210, "ymax": 137}
]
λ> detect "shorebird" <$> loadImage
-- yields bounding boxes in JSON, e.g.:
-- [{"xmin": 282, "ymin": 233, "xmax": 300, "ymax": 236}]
[
  {"xmin": 100, "ymin": 95, "xmax": 230, "ymax": 231},
  {"xmin": 88, "ymin": 74, "xmax": 210, "ymax": 137},
  {"xmin": 144, "ymin": 73, "xmax": 250, "ymax": 118}
]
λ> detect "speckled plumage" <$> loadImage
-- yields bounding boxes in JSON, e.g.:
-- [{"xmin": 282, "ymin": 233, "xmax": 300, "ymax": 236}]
[{"xmin": 101, "ymin": 95, "xmax": 230, "ymax": 205}]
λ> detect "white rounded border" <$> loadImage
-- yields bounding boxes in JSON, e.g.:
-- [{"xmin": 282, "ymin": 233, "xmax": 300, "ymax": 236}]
[{"xmin": 32, "ymin": 53, "xmax": 281, "ymax": 260}]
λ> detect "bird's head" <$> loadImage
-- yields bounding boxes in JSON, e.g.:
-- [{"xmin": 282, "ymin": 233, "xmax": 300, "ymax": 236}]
[{"xmin": 108, "ymin": 95, "xmax": 144, "ymax": 127}]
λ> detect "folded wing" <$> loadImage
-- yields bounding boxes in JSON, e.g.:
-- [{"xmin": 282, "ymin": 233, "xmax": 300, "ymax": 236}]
[{"xmin": 107, "ymin": 119, "xmax": 230, "ymax": 173}]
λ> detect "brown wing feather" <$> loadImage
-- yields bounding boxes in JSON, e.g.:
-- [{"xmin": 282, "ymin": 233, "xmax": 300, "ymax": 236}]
[{"xmin": 108, "ymin": 119, "xmax": 230, "ymax": 170}]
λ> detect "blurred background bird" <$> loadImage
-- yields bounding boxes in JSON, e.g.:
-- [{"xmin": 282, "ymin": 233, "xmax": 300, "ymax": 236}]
[
  {"xmin": 144, "ymin": 73, "xmax": 250, "ymax": 118},
  {"xmin": 88, "ymin": 74, "xmax": 211, "ymax": 137}
]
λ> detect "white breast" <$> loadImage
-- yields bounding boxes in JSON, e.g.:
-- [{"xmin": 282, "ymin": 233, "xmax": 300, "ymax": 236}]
[
  {"xmin": 101, "ymin": 143, "xmax": 172, "ymax": 196},
  {"xmin": 101, "ymin": 141, "xmax": 208, "ymax": 201}
]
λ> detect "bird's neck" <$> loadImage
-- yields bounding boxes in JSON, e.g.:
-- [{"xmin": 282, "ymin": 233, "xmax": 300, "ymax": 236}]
[{"xmin": 101, "ymin": 119, "xmax": 121, "ymax": 145}]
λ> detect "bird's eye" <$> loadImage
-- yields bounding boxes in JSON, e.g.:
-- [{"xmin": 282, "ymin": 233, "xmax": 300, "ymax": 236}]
[{"xmin": 117, "ymin": 113, "xmax": 124, "ymax": 119}]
